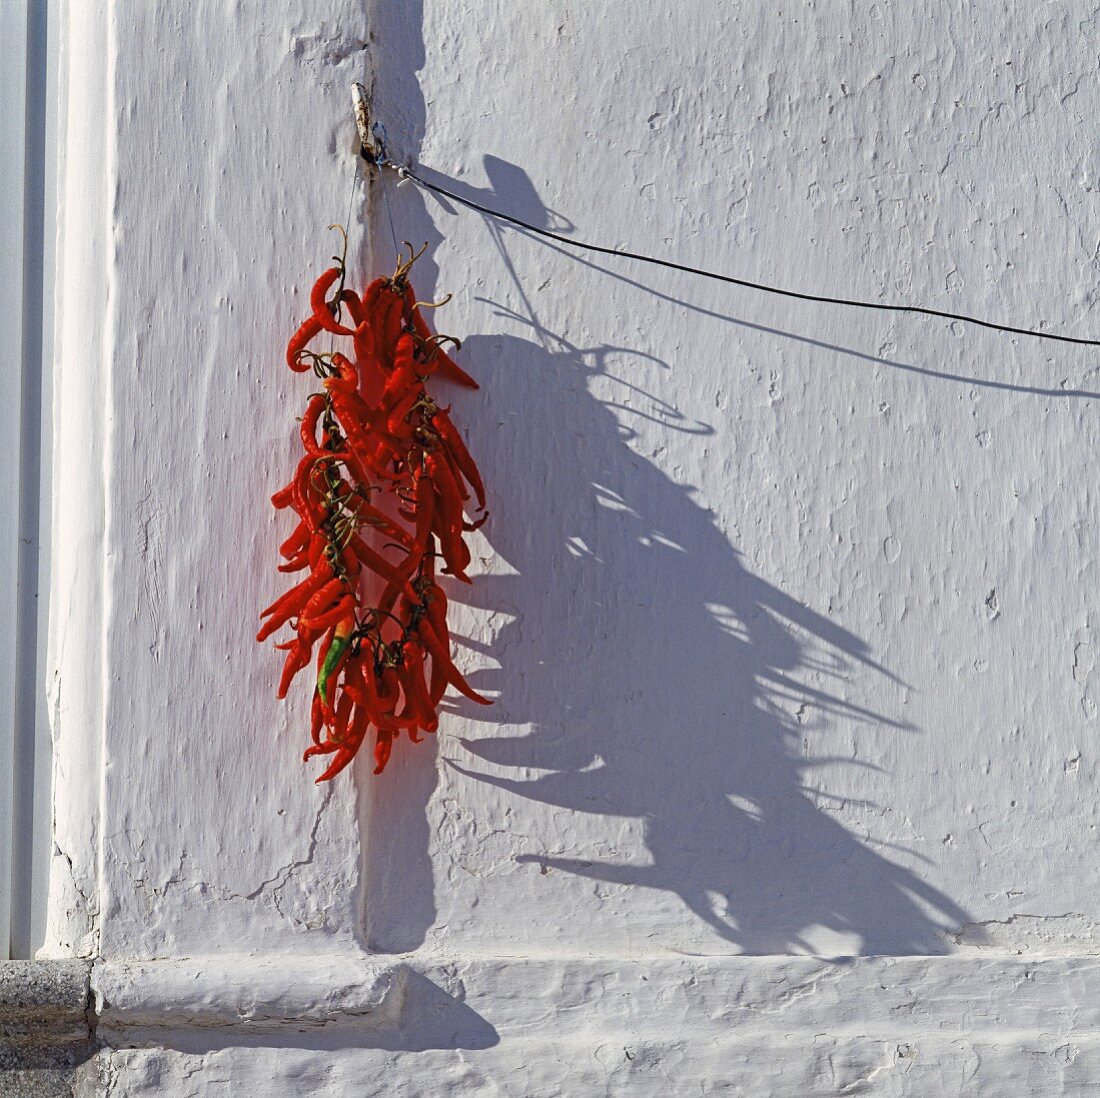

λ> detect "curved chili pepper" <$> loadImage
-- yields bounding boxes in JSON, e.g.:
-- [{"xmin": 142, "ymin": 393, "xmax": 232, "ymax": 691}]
[
  {"xmin": 380, "ymin": 332, "xmax": 419, "ymax": 411},
  {"xmin": 277, "ymin": 553, "xmax": 310, "ymax": 574},
  {"xmin": 398, "ymin": 476, "xmax": 435, "ymax": 579},
  {"xmin": 426, "ymin": 452, "xmax": 471, "ymax": 580},
  {"xmin": 329, "ymin": 388, "xmax": 403, "ymax": 470},
  {"xmin": 293, "ymin": 458, "xmax": 328, "ymax": 535},
  {"xmin": 386, "ymin": 386, "xmax": 424, "ymax": 439},
  {"xmin": 286, "ymin": 315, "xmax": 323, "ymax": 372},
  {"xmin": 351, "ymin": 499, "xmax": 414, "ymax": 549},
  {"xmin": 279, "ymin": 519, "xmax": 311, "ymax": 560},
  {"xmin": 377, "ymin": 664, "xmax": 404, "ymax": 724},
  {"xmin": 424, "ymin": 582, "xmax": 450, "ymax": 648},
  {"xmin": 428, "ymin": 661, "xmax": 447, "ymax": 707},
  {"xmin": 277, "ymin": 640, "xmax": 311, "ymax": 699},
  {"xmin": 314, "ymin": 702, "xmax": 371, "ymax": 782},
  {"xmin": 325, "ymin": 352, "xmax": 359, "ymax": 394},
  {"xmin": 307, "ymin": 532, "xmax": 327, "ymax": 571},
  {"xmin": 426, "ymin": 450, "xmax": 464, "ymax": 530},
  {"xmin": 310, "ymin": 268, "xmax": 357, "ymax": 336},
  {"xmin": 328, "ymin": 690, "xmax": 354, "ymax": 744},
  {"xmin": 300, "ymin": 394, "xmax": 327, "ymax": 456}
]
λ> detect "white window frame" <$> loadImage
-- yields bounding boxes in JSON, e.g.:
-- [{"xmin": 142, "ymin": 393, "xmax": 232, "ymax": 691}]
[{"xmin": 0, "ymin": 0, "xmax": 59, "ymax": 960}]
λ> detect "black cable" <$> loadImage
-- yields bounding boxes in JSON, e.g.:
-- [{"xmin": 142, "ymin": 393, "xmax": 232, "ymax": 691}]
[{"xmin": 401, "ymin": 166, "xmax": 1100, "ymax": 349}]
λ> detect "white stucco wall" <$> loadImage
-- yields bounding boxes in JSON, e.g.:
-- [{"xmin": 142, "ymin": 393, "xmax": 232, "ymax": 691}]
[{"xmin": 49, "ymin": 1, "xmax": 1100, "ymax": 1093}]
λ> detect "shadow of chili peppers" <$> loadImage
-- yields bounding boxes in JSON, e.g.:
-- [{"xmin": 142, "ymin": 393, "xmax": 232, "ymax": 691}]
[
  {"xmin": 443, "ymin": 325, "xmax": 969, "ymax": 957},
  {"xmin": 361, "ymin": 3, "xmax": 974, "ymax": 963}
]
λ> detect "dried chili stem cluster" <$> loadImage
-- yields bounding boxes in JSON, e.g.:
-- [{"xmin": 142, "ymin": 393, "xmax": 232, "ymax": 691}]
[{"xmin": 258, "ymin": 232, "xmax": 489, "ymax": 781}]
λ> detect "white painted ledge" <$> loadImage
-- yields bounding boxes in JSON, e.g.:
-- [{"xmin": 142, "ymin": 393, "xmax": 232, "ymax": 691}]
[
  {"xmin": 92, "ymin": 955, "xmax": 400, "ymax": 1036},
  {"xmin": 89, "ymin": 951, "xmax": 1100, "ymax": 1041},
  {"xmin": 83, "ymin": 953, "xmax": 1100, "ymax": 1094}
]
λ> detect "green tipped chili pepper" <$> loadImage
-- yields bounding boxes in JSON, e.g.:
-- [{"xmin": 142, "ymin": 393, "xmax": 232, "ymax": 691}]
[{"xmin": 317, "ymin": 617, "xmax": 354, "ymax": 706}]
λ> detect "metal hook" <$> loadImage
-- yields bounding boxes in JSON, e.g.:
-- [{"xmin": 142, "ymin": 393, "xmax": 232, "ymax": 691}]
[
  {"xmin": 351, "ymin": 83, "xmax": 376, "ymax": 166},
  {"xmin": 371, "ymin": 121, "xmax": 390, "ymax": 165}
]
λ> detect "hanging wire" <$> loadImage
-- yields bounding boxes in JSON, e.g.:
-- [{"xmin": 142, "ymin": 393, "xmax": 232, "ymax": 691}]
[
  {"xmin": 371, "ymin": 121, "xmax": 401, "ymax": 258},
  {"xmin": 390, "ymin": 166, "xmax": 1100, "ymax": 349}
]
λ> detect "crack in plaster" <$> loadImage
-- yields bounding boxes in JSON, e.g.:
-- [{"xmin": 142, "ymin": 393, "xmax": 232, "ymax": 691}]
[
  {"xmin": 951, "ymin": 912, "xmax": 1099, "ymax": 950},
  {"xmin": 245, "ymin": 783, "xmax": 333, "ymax": 902},
  {"xmin": 53, "ymin": 840, "xmax": 101, "ymax": 957},
  {"xmin": 740, "ymin": 966, "xmax": 844, "ymax": 1015}
]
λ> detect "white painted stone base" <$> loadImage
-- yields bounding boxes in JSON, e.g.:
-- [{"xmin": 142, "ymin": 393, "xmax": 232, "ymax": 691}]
[{"xmin": 85, "ymin": 955, "xmax": 1100, "ymax": 1096}]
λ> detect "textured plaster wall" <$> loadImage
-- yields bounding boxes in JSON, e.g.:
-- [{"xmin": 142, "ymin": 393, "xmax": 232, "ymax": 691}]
[{"xmin": 46, "ymin": 0, "xmax": 1100, "ymax": 1093}]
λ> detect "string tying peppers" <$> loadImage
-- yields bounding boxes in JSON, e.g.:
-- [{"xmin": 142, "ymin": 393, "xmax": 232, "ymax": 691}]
[{"xmin": 259, "ymin": 229, "xmax": 491, "ymax": 781}]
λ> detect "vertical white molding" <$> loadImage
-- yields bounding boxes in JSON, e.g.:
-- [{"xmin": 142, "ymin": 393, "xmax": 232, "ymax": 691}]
[{"xmin": 41, "ymin": 0, "xmax": 114, "ymax": 958}]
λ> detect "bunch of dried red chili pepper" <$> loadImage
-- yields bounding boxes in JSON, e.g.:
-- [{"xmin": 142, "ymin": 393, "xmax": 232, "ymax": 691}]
[{"xmin": 258, "ymin": 230, "xmax": 489, "ymax": 781}]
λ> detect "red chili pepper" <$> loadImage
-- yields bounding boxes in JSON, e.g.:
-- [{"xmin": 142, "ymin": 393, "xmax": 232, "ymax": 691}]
[
  {"xmin": 301, "ymin": 594, "xmax": 357, "ymax": 634},
  {"xmin": 380, "ymin": 332, "xmax": 419, "ymax": 411},
  {"xmin": 257, "ymin": 562, "xmax": 335, "ymax": 642},
  {"xmin": 286, "ymin": 315, "xmax": 323, "ymax": 372},
  {"xmin": 296, "ymin": 577, "xmax": 346, "ymax": 625},
  {"xmin": 300, "ymin": 394, "xmax": 327, "ymax": 456},
  {"xmin": 435, "ymin": 411, "xmax": 486, "ymax": 511},
  {"xmin": 424, "ymin": 582, "xmax": 449, "ymax": 647},
  {"xmin": 380, "ymin": 289, "xmax": 406, "ymax": 364},
  {"xmin": 329, "ymin": 388, "xmax": 402, "ymax": 471},
  {"xmin": 293, "ymin": 459, "xmax": 328, "ymax": 536},
  {"xmin": 426, "ymin": 450, "xmax": 464, "ymax": 529},
  {"xmin": 310, "ymin": 268, "xmax": 357, "ymax": 336},
  {"xmin": 403, "ymin": 284, "xmax": 479, "ymax": 388},
  {"xmin": 325, "ymin": 352, "xmax": 360, "ymax": 394},
  {"xmin": 303, "ymin": 741, "xmax": 340, "ymax": 761},
  {"xmin": 277, "ymin": 552, "xmax": 310, "ymax": 574},
  {"xmin": 314, "ymin": 701, "xmax": 371, "ymax": 782},
  {"xmin": 271, "ymin": 481, "xmax": 296, "ymax": 509},
  {"xmin": 347, "ymin": 535, "xmax": 419, "ymax": 603},
  {"xmin": 399, "ymin": 640, "xmax": 438, "ymax": 733},
  {"xmin": 277, "ymin": 640, "xmax": 311, "ymax": 699},
  {"xmin": 426, "ymin": 452, "xmax": 471, "ymax": 580},
  {"xmin": 386, "ymin": 386, "xmax": 424, "ymax": 439},
  {"xmin": 373, "ymin": 727, "xmax": 393, "ymax": 774},
  {"xmin": 328, "ymin": 690, "xmax": 354, "ymax": 744},
  {"xmin": 279, "ymin": 519, "xmax": 311, "ymax": 560},
  {"xmin": 416, "ymin": 618, "xmax": 492, "ymax": 705}
]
